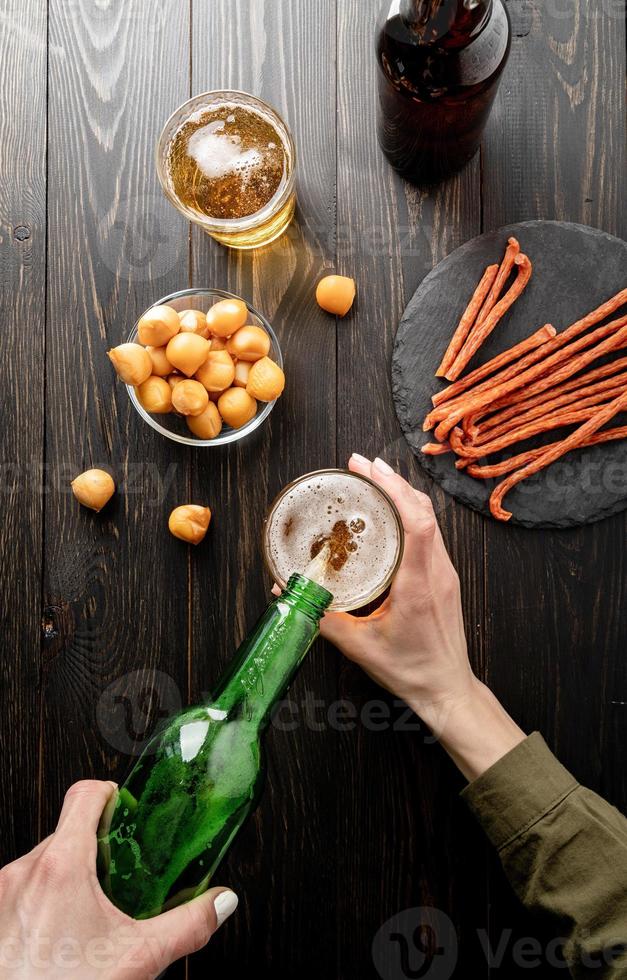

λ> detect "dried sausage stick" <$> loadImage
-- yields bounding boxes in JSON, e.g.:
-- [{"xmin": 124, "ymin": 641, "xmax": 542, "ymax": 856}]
[
  {"xmin": 435, "ymin": 265, "xmax": 499, "ymax": 378},
  {"xmin": 461, "ymin": 316, "xmax": 627, "ymax": 435},
  {"xmin": 428, "ymin": 286, "xmax": 627, "ymax": 420},
  {"xmin": 465, "ymin": 426, "xmax": 627, "ymax": 479},
  {"xmin": 489, "ymin": 391, "xmax": 627, "ymax": 521},
  {"xmin": 421, "ymin": 442, "xmax": 452, "ymax": 456},
  {"xmin": 430, "ymin": 325, "xmax": 556, "ymax": 408},
  {"xmin": 449, "ymin": 394, "xmax": 627, "ymax": 460},
  {"xmin": 431, "ymin": 310, "xmax": 627, "ymax": 434},
  {"xmin": 475, "ymin": 355, "xmax": 627, "ymax": 435},
  {"xmin": 475, "ymin": 237, "xmax": 520, "ymax": 328},
  {"xmin": 433, "ymin": 318, "xmax": 627, "ymax": 442},
  {"xmin": 445, "ymin": 254, "xmax": 533, "ymax": 381},
  {"xmin": 425, "ymin": 325, "xmax": 556, "ymax": 429},
  {"xmin": 475, "ymin": 372, "xmax": 627, "ymax": 444}
]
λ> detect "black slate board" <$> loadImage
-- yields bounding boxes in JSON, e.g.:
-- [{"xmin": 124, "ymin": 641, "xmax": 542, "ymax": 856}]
[{"xmin": 392, "ymin": 221, "xmax": 627, "ymax": 528}]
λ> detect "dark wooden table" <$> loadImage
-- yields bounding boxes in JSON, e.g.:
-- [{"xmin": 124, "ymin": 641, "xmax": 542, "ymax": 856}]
[{"xmin": 1, "ymin": 1, "xmax": 625, "ymax": 977}]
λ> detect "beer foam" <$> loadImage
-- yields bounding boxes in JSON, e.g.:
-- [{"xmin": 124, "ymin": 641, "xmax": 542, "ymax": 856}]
[
  {"xmin": 266, "ymin": 472, "xmax": 402, "ymax": 611},
  {"xmin": 187, "ymin": 122, "xmax": 263, "ymax": 181}
]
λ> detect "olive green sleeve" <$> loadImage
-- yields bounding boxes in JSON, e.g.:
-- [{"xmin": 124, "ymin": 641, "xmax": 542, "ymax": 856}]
[{"xmin": 461, "ymin": 732, "xmax": 627, "ymax": 978}]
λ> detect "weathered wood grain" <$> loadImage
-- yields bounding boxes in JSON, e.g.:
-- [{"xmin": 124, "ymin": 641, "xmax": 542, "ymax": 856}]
[
  {"xmin": 335, "ymin": 1, "xmax": 490, "ymax": 976},
  {"xmin": 481, "ymin": 1, "xmax": 627, "ymax": 973},
  {"xmin": 0, "ymin": 0, "xmax": 47, "ymax": 866},
  {"xmin": 188, "ymin": 1, "xmax": 338, "ymax": 976},
  {"xmin": 1, "ymin": 1, "xmax": 625, "ymax": 977},
  {"xmin": 41, "ymin": 3, "xmax": 192, "ymax": 951}
]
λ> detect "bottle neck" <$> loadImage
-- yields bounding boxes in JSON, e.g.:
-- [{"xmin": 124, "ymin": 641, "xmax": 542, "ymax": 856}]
[
  {"xmin": 400, "ymin": 0, "xmax": 492, "ymax": 44},
  {"xmin": 212, "ymin": 575, "xmax": 333, "ymax": 731}
]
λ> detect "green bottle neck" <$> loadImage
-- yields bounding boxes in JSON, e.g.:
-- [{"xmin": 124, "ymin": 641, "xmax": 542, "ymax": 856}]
[{"xmin": 212, "ymin": 575, "xmax": 333, "ymax": 730}]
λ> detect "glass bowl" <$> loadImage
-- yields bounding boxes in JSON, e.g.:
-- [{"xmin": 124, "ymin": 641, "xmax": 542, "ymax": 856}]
[{"xmin": 126, "ymin": 288, "xmax": 283, "ymax": 447}]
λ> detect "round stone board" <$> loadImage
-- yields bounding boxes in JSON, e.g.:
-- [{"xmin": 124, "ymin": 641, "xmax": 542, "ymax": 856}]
[{"xmin": 391, "ymin": 221, "xmax": 627, "ymax": 528}]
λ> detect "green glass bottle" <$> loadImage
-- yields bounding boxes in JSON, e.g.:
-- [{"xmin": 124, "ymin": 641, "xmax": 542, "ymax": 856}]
[{"xmin": 97, "ymin": 574, "xmax": 332, "ymax": 919}]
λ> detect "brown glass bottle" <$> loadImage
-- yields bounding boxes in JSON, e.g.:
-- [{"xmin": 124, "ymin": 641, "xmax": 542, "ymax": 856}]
[{"xmin": 376, "ymin": 0, "xmax": 511, "ymax": 183}]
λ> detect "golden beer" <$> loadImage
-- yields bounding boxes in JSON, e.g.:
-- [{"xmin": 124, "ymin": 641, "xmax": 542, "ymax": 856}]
[{"xmin": 157, "ymin": 91, "xmax": 296, "ymax": 249}]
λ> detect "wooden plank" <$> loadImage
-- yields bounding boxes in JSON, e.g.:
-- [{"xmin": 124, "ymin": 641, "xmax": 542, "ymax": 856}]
[
  {"xmin": 0, "ymin": 0, "xmax": 47, "ymax": 867},
  {"xmin": 336, "ymin": 1, "xmax": 490, "ymax": 976},
  {"xmin": 5, "ymin": 4, "xmax": 622, "ymax": 979},
  {"xmin": 41, "ymin": 0, "xmax": 191, "ymax": 917},
  {"xmin": 481, "ymin": 1, "xmax": 627, "ymax": 973},
  {"xmin": 188, "ymin": 2, "xmax": 338, "ymax": 976}
]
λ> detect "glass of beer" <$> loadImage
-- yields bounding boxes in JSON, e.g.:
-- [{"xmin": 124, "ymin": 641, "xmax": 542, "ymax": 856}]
[
  {"xmin": 263, "ymin": 469, "xmax": 405, "ymax": 612},
  {"xmin": 156, "ymin": 90, "xmax": 296, "ymax": 250}
]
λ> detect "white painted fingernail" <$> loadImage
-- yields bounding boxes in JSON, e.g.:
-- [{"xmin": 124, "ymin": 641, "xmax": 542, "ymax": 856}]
[
  {"xmin": 214, "ymin": 890, "xmax": 239, "ymax": 928},
  {"xmin": 350, "ymin": 453, "xmax": 370, "ymax": 465},
  {"xmin": 373, "ymin": 457, "xmax": 394, "ymax": 475}
]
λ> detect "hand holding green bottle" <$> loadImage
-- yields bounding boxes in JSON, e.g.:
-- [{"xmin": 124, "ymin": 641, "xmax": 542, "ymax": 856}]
[
  {"xmin": 97, "ymin": 575, "xmax": 332, "ymax": 919},
  {"xmin": 0, "ymin": 780, "xmax": 237, "ymax": 978}
]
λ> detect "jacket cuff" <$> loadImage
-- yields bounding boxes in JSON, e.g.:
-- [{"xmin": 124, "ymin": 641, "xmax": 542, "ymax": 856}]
[{"xmin": 461, "ymin": 732, "xmax": 578, "ymax": 852}]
